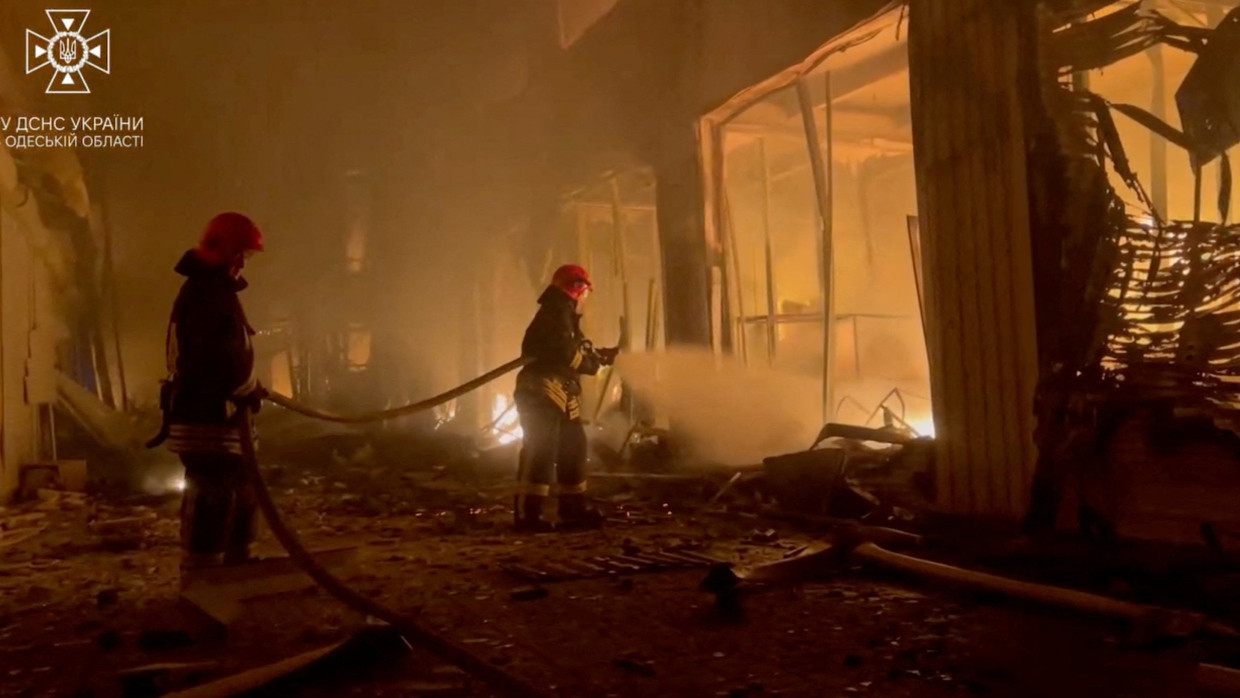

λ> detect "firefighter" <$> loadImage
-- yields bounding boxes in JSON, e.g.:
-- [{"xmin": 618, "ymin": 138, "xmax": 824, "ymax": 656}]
[
  {"xmin": 514, "ymin": 264, "xmax": 618, "ymax": 531},
  {"xmin": 161, "ymin": 212, "xmax": 267, "ymax": 571}
]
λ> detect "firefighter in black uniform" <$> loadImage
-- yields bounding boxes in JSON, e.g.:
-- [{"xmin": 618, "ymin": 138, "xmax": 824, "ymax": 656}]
[
  {"xmin": 159, "ymin": 212, "xmax": 267, "ymax": 571},
  {"xmin": 514, "ymin": 264, "xmax": 618, "ymax": 531}
]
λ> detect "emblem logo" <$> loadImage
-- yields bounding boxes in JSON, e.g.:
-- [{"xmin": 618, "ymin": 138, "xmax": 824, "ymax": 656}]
[{"xmin": 25, "ymin": 9, "xmax": 110, "ymax": 94}]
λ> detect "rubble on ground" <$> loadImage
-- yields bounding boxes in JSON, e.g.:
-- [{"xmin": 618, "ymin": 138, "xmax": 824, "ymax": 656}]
[{"xmin": 1, "ymin": 424, "xmax": 1236, "ymax": 697}]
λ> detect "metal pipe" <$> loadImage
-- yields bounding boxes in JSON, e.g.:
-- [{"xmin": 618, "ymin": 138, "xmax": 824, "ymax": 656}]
[
  {"xmin": 822, "ymin": 74, "xmax": 837, "ymax": 422},
  {"xmin": 47, "ymin": 404, "xmax": 57, "ymax": 462},
  {"xmin": 852, "ymin": 316, "xmax": 862, "ymax": 379},
  {"xmin": 1195, "ymin": 165, "xmax": 1203, "ymax": 222},
  {"xmin": 758, "ymin": 137, "xmax": 779, "ymax": 365},
  {"xmin": 98, "ymin": 195, "xmax": 129, "ymax": 412},
  {"xmin": 645, "ymin": 278, "xmax": 658, "ymax": 351},
  {"xmin": 1148, "ymin": 47, "xmax": 1168, "ymax": 218},
  {"xmin": 741, "ymin": 311, "xmax": 907, "ymax": 325},
  {"xmin": 610, "ymin": 176, "xmax": 633, "ymax": 351},
  {"xmin": 906, "ymin": 215, "xmax": 926, "ymax": 335},
  {"xmin": 575, "ymin": 204, "xmax": 587, "ymax": 271},
  {"xmin": 707, "ymin": 122, "xmax": 731, "ymax": 356},
  {"xmin": 721, "ymin": 177, "xmax": 749, "ymax": 366},
  {"xmin": 648, "ymin": 207, "xmax": 662, "ymax": 349},
  {"xmin": 797, "ymin": 73, "xmax": 837, "ymax": 424},
  {"xmin": 564, "ymin": 202, "xmax": 658, "ymax": 214}
]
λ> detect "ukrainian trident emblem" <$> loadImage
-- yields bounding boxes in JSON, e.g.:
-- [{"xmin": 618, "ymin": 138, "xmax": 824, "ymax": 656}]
[{"xmin": 26, "ymin": 9, "xmax": 110, "ymax": 94}]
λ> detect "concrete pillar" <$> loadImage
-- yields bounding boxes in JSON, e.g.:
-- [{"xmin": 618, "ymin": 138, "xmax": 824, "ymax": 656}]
[{"xmin": 908, "ymin": 0, "xmax": 1040, "ymax": 519}]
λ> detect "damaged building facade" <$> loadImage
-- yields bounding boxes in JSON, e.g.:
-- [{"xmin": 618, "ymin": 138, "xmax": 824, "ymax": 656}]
[
  {"xmin": 0, "ymin": 40, "xmax": 110, "ymax": 500},
  {"xmin": 514, "ymin": 0, "xmax": 1240, "ymax": 536}
]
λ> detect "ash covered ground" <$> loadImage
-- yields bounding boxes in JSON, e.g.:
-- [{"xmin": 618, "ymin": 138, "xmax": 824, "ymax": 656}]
[{"xmin": 1, "ymin": 422, "xmax": 1231, "ymax": 698}]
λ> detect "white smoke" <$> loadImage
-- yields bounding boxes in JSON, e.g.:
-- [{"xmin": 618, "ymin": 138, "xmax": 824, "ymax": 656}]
[{"xmin": 613, "ymin": 348, "xmax": 822, "ymax": 466}]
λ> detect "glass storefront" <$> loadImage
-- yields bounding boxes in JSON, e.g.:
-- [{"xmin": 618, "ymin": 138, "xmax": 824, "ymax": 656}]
[{"xmin": 706, "ymin": 9, "xmax": 933, "ymax": 435}]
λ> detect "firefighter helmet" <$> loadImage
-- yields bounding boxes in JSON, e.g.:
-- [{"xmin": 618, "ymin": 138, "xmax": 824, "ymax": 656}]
[
  {"xmin": 552, "ymin": 264, "xmax": 592, "ymax": 300},
  {"xmin": 196, "ymin": 212, "xmax": 264, "ymax": 267}
]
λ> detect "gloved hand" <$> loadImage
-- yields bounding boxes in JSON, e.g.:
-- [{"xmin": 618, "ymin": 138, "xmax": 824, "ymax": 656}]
[{"xmin": 597, "ymin": 346, "xmax": 620, "ymax": 366}]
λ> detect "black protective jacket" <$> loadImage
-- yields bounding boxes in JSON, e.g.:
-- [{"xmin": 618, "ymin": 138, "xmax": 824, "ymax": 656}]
[
  {"xmin": 515, "ymin": 285, "xmax": 602, "ymax": 410},
  {"xmin": 163, "ymin": 250, "xmax": 258, "ymax": 426}
]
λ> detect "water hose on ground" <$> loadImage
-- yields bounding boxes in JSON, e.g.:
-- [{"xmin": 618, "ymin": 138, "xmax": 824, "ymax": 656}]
[
  {"xmin": 239, "ymin": 416, "xmax": 552, "ymax": 697},
  {"xmin": 232, "ymin": 356, "xmax": 553, "ymax": 697}
]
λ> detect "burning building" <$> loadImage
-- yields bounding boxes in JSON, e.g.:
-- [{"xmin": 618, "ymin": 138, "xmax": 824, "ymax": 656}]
[
  {"xmin": 499, "ymin": 0, "xmax": 1240, "ymax": 533},
  {"xmin": 0, "ymin": 2, "xmax": 1239, "ymax": 697}
]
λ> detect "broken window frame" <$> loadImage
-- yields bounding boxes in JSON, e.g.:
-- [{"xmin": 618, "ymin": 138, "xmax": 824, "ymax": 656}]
[
  {"xmin": 560, "ymin": 169, "xmax": 664, "ymax": 422},
  {"xmin": 700, "ymin": 2, "xmax": 926, "ymax": 429}
]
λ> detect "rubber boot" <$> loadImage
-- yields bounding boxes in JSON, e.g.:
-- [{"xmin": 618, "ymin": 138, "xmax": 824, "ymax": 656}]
[
  {"xmin": 224, "ymin": 483, "xmax": 258, "ymax": 565},
  {"xmin": 556, "ymin": 493, "xmax": 603, "ymax": 530},
  {"xmin": 514, "ymin": 494, "xmax": 554, "ymax": 533},
  {"xmin": 179, "ymin": 479, "xmax": 229, "ymax": 576}
]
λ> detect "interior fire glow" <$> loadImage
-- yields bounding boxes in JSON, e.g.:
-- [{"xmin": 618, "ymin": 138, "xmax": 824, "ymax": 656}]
[{"xmin": 492, "ymin": 394, "xmax": 523, "ymax": 445}]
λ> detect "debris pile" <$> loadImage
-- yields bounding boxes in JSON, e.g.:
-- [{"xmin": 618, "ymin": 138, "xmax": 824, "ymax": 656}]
[{"xmin": 757, "ymin": 422, "xmax": 933, "ymax": 521}]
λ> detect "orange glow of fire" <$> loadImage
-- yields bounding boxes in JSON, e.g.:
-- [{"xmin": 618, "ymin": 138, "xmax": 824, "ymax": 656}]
[{"xmin": 491, "ymin": 394, "xmax": 523, "ymax": 445}]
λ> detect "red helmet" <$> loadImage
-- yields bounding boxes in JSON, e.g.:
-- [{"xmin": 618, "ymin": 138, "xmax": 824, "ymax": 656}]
[
  {"xmin": 552, "ymin": 264, "xmax": 592, "ymax": 300},
  {"xmin": 195, "ymin": 212, "xmax": 263, "ymax": 267}
]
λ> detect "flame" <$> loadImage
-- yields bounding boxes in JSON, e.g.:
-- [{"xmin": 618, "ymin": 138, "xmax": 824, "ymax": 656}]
[
  {"xmin": 491, "ymin": 394, "xmax": 523, "ymax": 445},
  {"xmin": 907, "ymin": 417, "xmax": 936, "ymax": 438}
]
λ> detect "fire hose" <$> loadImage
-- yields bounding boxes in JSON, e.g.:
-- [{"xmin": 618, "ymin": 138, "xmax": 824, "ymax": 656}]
[
  {"xmin": 263, "ymin": 357, "xmax": 532, "ymax": 423},
  {"xmin": 234, "ymin": 356, "xmax": 555, "ymax": 698}
]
